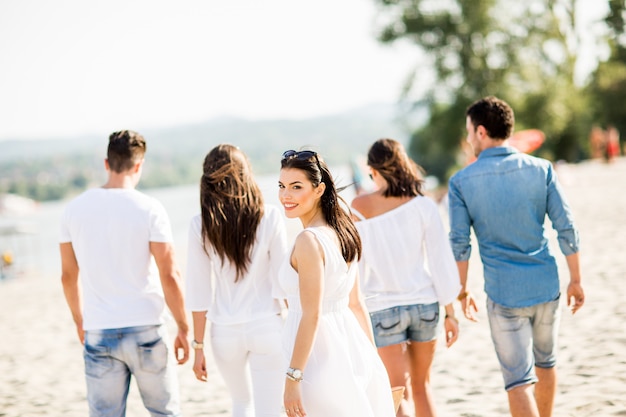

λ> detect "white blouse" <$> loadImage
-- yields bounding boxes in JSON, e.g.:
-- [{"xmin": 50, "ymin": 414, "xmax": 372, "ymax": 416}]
[
  {"xmin": 354, "ymin": 196, "xmax": 460, "ymax": 313},
  {"xmin": 185, "ymin": 205, "xmax": 288, "ymax": 325}
]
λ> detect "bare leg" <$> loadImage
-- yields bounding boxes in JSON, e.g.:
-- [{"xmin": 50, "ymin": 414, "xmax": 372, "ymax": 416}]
[
  {"xmin": 507, "ymin": 384, "xmax": 540, "ymax": 417},
  {"xmin": 377, "ymin": 343, "xmax": 412, "ymax": 417},
  {"xmin": 535, "ymin": 367, "xmax": 557, "ymax": 417},
  {"xmin": 406, "ymin": 340, "xmax": 438, "ymax": 417}
]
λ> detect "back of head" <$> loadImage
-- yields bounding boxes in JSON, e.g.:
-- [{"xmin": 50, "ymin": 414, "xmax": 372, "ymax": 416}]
[
  {"xmin": 201, "ymin": 144, "xmax": 264, "ymax": 281},
  {"xmin": 466, "ymin": 96, "xmax": 515, "ymax": 140},
  {"xmin": 107, "ymin": 130, "xmax": 146, "ymax": 173},
  {"xmin": 367, "ymin": 138, "xmax": 424, "ymax": 198},
  {"xmin": 281, "ymin": 149, "xmax": 361, "ymax": 262}
]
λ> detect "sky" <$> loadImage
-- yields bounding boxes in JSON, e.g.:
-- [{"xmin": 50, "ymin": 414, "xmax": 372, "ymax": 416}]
[{"xmin": 0, "ymin": 0, "xmax": 608, "ymax": 141}]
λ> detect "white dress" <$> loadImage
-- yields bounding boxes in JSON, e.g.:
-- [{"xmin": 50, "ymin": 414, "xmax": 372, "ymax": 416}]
[{"xmin": 278, "ymin": 227, "xmax": 396, "ymax": 417}]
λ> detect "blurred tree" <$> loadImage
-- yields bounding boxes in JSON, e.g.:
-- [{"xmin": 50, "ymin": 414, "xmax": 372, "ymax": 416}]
[
  {"xmin": 588, "ymin": 0, "xmax": 626, "ymax": 141},
  {"xmin": 375, "ymin": 0, "xmax": 598, "ymax": 181}
]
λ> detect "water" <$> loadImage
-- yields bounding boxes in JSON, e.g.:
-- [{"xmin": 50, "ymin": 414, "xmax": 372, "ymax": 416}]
[{"xmin": 0, "ymin": 166, "xmax": 356, "ymax": 281}]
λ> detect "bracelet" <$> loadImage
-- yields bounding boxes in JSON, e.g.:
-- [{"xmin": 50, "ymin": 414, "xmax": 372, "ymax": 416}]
[
  {"xmin": 457, "ymin": 291, "xmax": 469, "ymax": 301},
  {"xmin": 286, "ymin": 367, "xmax": 303, "ymax": 382},
  {"xmin": 445, "ymin": 314, "xmax": 459, "ymax": 324}
]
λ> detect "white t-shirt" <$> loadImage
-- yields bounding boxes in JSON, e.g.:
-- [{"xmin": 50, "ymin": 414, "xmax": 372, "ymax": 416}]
[
  {"xmin": 59, "ymin": 188, "xmax": 173, "ymax": 330},
  {"xmin": 185, "ymin": 205, "xmax": 288, "ymax": 326},
  {"xmin": 354, "ymin": 196, "xmax": 461, "ymax": 313}
]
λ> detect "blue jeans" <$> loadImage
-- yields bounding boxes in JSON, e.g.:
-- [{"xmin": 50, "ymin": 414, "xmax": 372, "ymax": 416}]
[
  {"xmin": 369, "ymin": 302, "xmax": 440, "ymax": 347},
  {"xmin": 487, "ymin": 296, "xmax": 561, "ymax": 391},
  {"xmin": 83, "ymin": 325, "xmax": 180, "ymax": 417}
]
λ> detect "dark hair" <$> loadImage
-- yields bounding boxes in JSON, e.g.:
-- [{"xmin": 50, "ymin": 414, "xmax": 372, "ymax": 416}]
[
  {"xmin": 466, "ymin": 96, "xmax": 515, "ymax": 140},
  {"xmin": 200, "ymin": 144, "xmax": 264, "ymax": 281},
  {"xmin": 107, "ymin": 130, "xmax": 146, "ymax": 173},
  {"xmin": 281, "ymin": 150, "xmax": 361, "ymax": 263},
  {"xmin": 367, "ymin": 138, "xmax": 424, "ymax": 198}
]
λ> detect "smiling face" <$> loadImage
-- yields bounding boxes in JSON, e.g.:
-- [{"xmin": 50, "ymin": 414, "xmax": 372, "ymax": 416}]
[{"xmin": 278, "ymin": 167, "xmax": 325, "ymax": 221}]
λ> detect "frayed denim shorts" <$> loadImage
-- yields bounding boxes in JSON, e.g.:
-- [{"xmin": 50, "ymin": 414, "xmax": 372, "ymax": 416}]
[
  {"xmin": 369, "ymin": 302, "xmax": 440, "ymax": 348},
  {"xmin": 487, "ymin": 295, "xmax": 561, "ymax": 391}
]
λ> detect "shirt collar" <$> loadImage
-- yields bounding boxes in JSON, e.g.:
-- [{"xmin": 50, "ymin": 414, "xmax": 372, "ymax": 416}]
[{"xmin": 478, "ymin": 145, "xmax": 519, "ymax": 159}]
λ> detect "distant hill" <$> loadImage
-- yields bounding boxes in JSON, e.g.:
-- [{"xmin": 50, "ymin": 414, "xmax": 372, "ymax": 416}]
[{"xmin": 0, "ymin": 103, "xmax": 428, "ymax": 201}]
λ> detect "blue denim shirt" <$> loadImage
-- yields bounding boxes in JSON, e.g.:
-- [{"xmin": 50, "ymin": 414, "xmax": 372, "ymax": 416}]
[{"xmin": 448, "ymin": 146, "xmax": 579, "ymax": 308}]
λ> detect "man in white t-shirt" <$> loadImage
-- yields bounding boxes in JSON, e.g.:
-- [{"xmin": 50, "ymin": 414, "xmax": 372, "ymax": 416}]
[{"xmin": 60, "ymin": 130, "xmax": 189, "ymax": 417}]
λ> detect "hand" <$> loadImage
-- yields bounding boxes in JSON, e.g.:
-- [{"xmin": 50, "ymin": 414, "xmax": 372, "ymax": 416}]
[
  {"xmin": 567, "ymin": 282, "xmax": 584, "ymax": 314},
  {"xmin": 444, "ymin": 316, "xmax": 459, "ymax": 348},
  {"xmin": 284, "ymin": 379, "xmax": 306, "ymax": 417},
  {"xmin": 75, "ymin": 324, "xmax": 85, "ymax": 345},
  {"xmin": 460, "ymin": 293, "xmax": 479, "ymax": 322},
  {"xmin": 174, "ymin": 329, "xmax": 189, "ymax": 364},
  {"xmin": 193, "ymin": 350, "xmax": 208, "ymax": 382}
]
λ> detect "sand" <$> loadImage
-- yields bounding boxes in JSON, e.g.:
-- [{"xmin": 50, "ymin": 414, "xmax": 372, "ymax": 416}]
[{"xmin": 1, "ymin": 158, "xmax": 625, "ymax": 416}]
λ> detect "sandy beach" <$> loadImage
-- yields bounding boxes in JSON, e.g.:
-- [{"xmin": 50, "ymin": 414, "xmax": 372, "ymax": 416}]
[{"xmin": 1, "ymin": 158, "xmax": 625, "ymax": 416}]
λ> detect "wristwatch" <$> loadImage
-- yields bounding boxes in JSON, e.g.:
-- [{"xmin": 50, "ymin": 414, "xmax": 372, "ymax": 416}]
[
  {"xmin": 286, "ymin": 367, "xmax": 303, "ymax": 382},
  {"xmin": 191, "ymin": 340, "xmax": 204, "ymax": 350}
]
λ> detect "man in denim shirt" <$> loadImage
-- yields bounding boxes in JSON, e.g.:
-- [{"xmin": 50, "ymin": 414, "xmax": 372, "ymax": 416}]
[{"xmin": 448, "ymin": 97, "xmax": 584, "ymax": 417}]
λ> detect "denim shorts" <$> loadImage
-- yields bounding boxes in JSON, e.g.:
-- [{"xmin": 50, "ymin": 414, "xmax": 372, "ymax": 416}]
[
  {"xmin": 83, "ymin": 325, "xmax": 180, "ymax": 417},
  {"xmin": 369, "ymin": 302, "xmax": 440, "ymax": 348},
  {"xmin": 487, "ymin": 295, "xmax": 561, "ymax": 391}
]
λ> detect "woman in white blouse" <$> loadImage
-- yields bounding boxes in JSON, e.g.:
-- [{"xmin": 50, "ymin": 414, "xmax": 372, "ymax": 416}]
[
  {"xmin": 186, "ymin": 144, "xmax": 288, "ymax": 417},
  {"xmin": 351, "ymin": 138, "xmax": 461, "ymax": 417}
]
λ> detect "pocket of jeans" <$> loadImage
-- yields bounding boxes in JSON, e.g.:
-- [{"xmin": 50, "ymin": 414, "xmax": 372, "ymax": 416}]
[
  {"xmin": 250, "ymin": 318, "xmax": 283, "ymax": 355},
  {"xmin": 371, "ymin": 307, "xmax": 402, "ymax": 336},
  {"xmin": 84, "ymin": 342, "xmax": 112, "ymax": 378},
  {"xmin": 493, "ymin": 306, "xmax": 525, "ymax": 332},
  {"xmin": 137, "ymin": 337, "xmax": 167, "ymax": 374},
  {"xmin": 418, "ymin": 303, "xmax": 439, "ymax": 323}
]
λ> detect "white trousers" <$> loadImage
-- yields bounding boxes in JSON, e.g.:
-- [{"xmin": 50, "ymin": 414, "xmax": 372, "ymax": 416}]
[{"xmin": 211, "ymin": 314, "xmax": 285, "ymax": 417}]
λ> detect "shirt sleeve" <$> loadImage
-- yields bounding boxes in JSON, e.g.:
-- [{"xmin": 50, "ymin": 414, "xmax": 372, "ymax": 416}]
[
  {"xmin": 59, "ymin": 206, "xmax": 72, "ymax": 243},
  {"xmin": 149, "ymin": 199, "xmax": 173, "ymax": 243},
  {"xmin": 185, "ymin": 215, "xmax": 214, "ymax": 312},
  {"xmin": 267, "ymin": 207, "xmax": 289, "ymax": 299},
  {"xmin": 546, "ymin": 164, "xmax": 579, "ymax": 255},
  {"xmin": 422, "ymin": 199, "xmax": 461, "ymax": 305},
  {"xmin": 448, "ymin": 176, "xmax": 472, "ymax": 261}
]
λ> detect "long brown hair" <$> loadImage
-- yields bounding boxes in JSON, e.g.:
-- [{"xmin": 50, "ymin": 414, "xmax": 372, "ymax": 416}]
[
  {"xmin": 280, "ymin": 150, "xmax": 361, "ymax": 263},
  {"xmin": 200, "ymin": 144, "xmax": 264, "ymax": 281},
  {"xmin": 367, "ymin": 138, "xmax": 424, "ymax": 198}
]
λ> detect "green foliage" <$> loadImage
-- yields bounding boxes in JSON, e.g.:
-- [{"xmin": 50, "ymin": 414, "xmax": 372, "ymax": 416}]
[
  {"xmin": 375, "ymin": 0, "xmax": 598, "ymax": 181},
  {"xmin": 586, "ymin": 0, "xmax": 626, "ymax": 138}
]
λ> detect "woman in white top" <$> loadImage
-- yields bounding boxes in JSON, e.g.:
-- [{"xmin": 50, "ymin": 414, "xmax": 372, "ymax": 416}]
[
  {"xmin": 351, "ymin": 138, "xmax": 461, "ymax": 417},
  {"xmin": 186, "ymin": 144, "xmax": 288, "ymax": 417},
  {"xmin": 278, "ymin": 149, "xmax": 396, "ymax": 417}
]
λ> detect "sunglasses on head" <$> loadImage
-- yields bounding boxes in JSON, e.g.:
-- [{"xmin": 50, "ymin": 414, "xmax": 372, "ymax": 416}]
[
  {"xmin": 281, "ymin": 150, "xmax": 318, "ymax": 161},
  {"xmin": 281, "ymin": 149, "xmax": 324, "ymax": 173}
]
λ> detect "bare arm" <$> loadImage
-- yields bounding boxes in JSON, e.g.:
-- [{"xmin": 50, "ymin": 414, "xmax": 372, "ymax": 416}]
[
  {"xmin": 348, "ymin": 268, "xmax": 375, "ymax": 345},
  {"xmin": 60, "ymin": 242, "xmax": 84, "ymax": 344},
  {"xmin": 150, "ymin": 241, "xmax": 189, "ymax": 364},
  {"xmin": 284, "ymin": 231, "xmax": 324, "ymax": 417},
  {"xmin": 565, "ymin": 252, "xmax": 584, "ymax": 314},
  {"xmin": 191, "ymin": 311, "xmax": 208, "ymax": 381}
]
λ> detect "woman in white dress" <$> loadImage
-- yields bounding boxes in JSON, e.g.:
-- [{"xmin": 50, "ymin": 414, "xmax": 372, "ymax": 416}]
[
  {"xmin": 186, "ymin": 144, "xmax": 288, "ymax": 417},
  {"xmin": 277, "ymin": 149, "xmax": 396, "ymax": 417},
  {"xmin": 351, "ymin": 138, "xmax": 461, "ymax": 417}
]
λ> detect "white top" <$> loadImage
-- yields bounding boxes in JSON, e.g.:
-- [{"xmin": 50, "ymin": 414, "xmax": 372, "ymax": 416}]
[
  {"xmin": 185, "ymin": 205, "xmax": 288, "ymax": 326},
  {"xmin": 354, "ymin": 196, "xmax": 461, "ymax": 313},
  {"xmin": 59, "ymin": 188, "xmax": 173, "ymax": 330}
]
